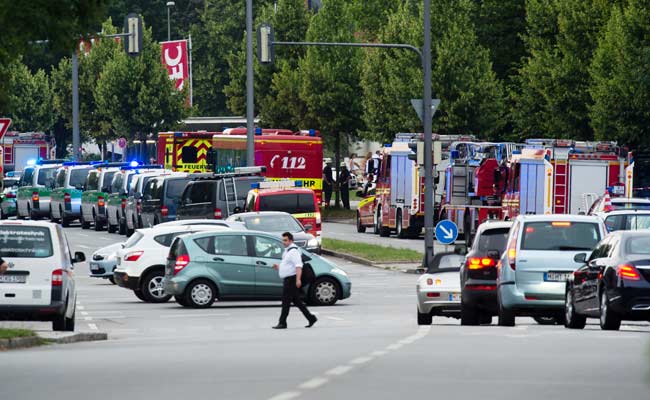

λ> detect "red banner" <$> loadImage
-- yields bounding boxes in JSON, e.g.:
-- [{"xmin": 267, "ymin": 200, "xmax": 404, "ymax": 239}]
[{"xmin": 161, "ymin": 40, "xmax": 189, "ymax": 91}]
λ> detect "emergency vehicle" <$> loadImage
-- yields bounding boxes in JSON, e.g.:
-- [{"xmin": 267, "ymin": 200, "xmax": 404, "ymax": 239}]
[
  {"xmin": 212, "ymin": 128, "xmax": 323, "ymax": 202},
  {"xmin": 157, "ymin": 131, "xmax": 214, "ymax": 173},
  {"xmin": 2, "ymin": 132, "xmax": 52, "ymax": 172},
  {"xmin": 244, "ymin": 180, "xmax": 321, "ymax": 241}
]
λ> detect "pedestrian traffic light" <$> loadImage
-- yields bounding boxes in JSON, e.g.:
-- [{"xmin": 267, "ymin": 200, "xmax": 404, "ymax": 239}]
[
  {"xmin": 124, "ymin": 13, "xmax": 143, "ymax": 56},
  {"xmin": 257, "ymin": 23, "xmax": 274, "ymax": 64},
  {"xmin": 408, "ymin": 142, "xmax": 425, "ymax": 165}
]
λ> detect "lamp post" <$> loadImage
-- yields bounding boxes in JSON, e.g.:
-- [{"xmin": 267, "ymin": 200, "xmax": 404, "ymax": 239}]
[
  {"xmin": 166, "ymin": 1, "xmax": 175, "ymax": 41},
  {"xmin": 245, "ymin": 0, "xmax": 255, "ymax": 166}
]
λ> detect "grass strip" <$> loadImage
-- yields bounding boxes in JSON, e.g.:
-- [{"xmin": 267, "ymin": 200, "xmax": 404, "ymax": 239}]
[
  {"xmin": 0, "ymin": 328, "xmax": 36, "ymax": 340},
  {"xmin": 323, "ymin": 238, "xmax": 423, "ymax": 263}
]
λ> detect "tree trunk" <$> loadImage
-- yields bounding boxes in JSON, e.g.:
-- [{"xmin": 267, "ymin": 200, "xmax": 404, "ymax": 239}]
[{"xmin": 334, "ymin": 130, "xmax": 341, "ymax": 208}]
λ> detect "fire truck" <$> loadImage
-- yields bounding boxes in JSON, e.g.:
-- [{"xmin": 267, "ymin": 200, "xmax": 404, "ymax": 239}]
[
  {"xmin": 211, "ymin": 128, "xmax": 324, "ymax": 202},
  {"xmin": 156, "ymin": 131, "xmax": 214, "ymax": 173},
  {"xmin": 1, "ymin": 132, "xmax": 52, "ymax": 172}
]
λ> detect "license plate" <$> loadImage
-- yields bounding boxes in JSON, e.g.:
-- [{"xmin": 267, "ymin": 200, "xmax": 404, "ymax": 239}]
[
  {"xmin": 90, "ymin": 263, "xmax": 100, "ymax": 271},
  {"xmin": 545, "ymin": 272, "xmax": 572, "ymax": 282},
  {"xmin": 448, "ymin": 293, "xmax": 461, "ymax": 302},
  {"xmin": 0, "ymin": 274, "xmax": 27, "ymax": 284}
]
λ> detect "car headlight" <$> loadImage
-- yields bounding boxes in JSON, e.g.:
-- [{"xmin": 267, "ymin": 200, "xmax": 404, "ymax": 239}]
[
  {"xmin": 308, "ymin": 238, "xmax": 319, "ymax": 248},
  {"xmin": 331, "ymin": 267, "xmax": 347, "ymax": 277}
]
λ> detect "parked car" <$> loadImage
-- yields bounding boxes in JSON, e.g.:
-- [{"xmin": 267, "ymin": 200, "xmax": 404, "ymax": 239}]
[
  {"xmin": 226, "ymin": 211, "xmax": 321, "ymax": 253},
  {"xmin": 0, "ymin": 177, "xmax": 20, "ymax": 219},
  {"xmin": 176, "ymin": 174, "xmax": 264, "ymax": 220},
  {"xmin": 460, "ymin": 221, "xmax": 512, "ymax": 325},
  {"xmin": 416, "ymin": 251, "xmax": 466, "ymax": 325},
  {"xmin": 89, "ymin": 242, "xmax": 124, "ymax": 284},
  {"xmin": 589, "ymin": 195, "xmax": 650, "ymax": 216},
  {"xmin": 113, "ymin": 225, "xmax": 221, "ymax": 302},
  {"xmin": 80, "ymin": 164, "xmax": 127, "ymax": 230},
  {"xmin": 106, "ymin": 166, "xmax": 163, "ymax": 234},
  {"xmin": 163, "ymin": 230, "xmax": 351, "ymax": 308},
  {"xmin": 565, "ymin": 231, "xmax": 650, "ymax": 330},
  {"xmin": 16, "ymin": 161, "xmax": 63, "ymax": 220},
  {"xmin": 124, "ymin": 171, "xmax": 169, "ymax": 236},
  {"xmin": 601, "ymin": 209, "xmax": 650, "ymax": 232},
  {"xmin": 0, "ymin": 221, "xmax": 85, "ymax": 331},
  {"xmin": 50, "ymin": 163, "xmax": 95, "ymax": 227},
  {"xmin": 140, "ymin": 173, "xmax": 193, "ymax": 227},
  {"xmin": 157, "ymin": 219, "xmax": 245, "ymax": 230},
  {"xmin": 497, "ymin": 214, "xmax": 606, "ymax": 326}
]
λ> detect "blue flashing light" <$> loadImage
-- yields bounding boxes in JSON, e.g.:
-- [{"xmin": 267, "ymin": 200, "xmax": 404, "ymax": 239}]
[
  {"xmin": 450, "ymin": 150, "xmax": 459, "ymax": 160},
  {"xmin": 308, "ymin": 129, "xmax": 316, "ymax": 137},
  {"xmin": 384, "ymin": 143, "xmax": 392, "ymax": 148},
  {"xmin": 129, "ymin": 160, "xmax": 140, "ymax": 167},
  {"xmin": 26, "ymin": 159, "xmax": 37, "ymax": 166},
  {"xmin": 512, "ymin": 150, "xmax": 522, "ymax": 155},
  {"xmin": 251, "ymin": 183, "xmax": 260, "ymax": 189},
  {"xmin": 255, "ymin": 127, "xmax": 262, "ymax": 135},
  {"xmin": 294, "ymin": 180, "xmax": 303, "ymax": 187},
  {"xmin": 174, "ymin": 132, "xmax": 182, "ymax": 137}
]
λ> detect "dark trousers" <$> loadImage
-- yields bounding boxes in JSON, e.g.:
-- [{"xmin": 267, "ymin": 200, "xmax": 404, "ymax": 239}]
[
  {"xmin": 279, "ymin": 276, "xmax": 313, "ymax": 325},
  {"xmin": 323, "ymin": 184, "xmax": 332, "ymax": 206},
  {"xmin": 341, "ymin": 185, "xmax": 350, "ymax": 209}
]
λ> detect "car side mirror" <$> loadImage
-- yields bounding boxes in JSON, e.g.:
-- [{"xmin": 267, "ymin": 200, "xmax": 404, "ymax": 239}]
[
  {"xmin": 304, "ymin": 224, "xmax": 313, "ymax": 231},
  {"xmin": 73, "ymin": 251, "xmax": 86, "ymax": 263},
  {"xmin": 487, "ymin": 249, "xmax": 500, "ymax": 260},
  {"xmin": 573, "ymin": 253, "xmax": 587, "ymax": 264}
]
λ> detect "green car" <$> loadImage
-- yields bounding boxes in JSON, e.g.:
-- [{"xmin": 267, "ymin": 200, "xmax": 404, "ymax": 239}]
[
  {"xmin": 163, "ymin": 230, "xmax": 352, "ymax": 308},
  {"xmin": 50, "ymin": 163, "xmax": 96, "ymax": 227},
  {"xmin": 16, "ymin": 161, "xmax": 64, "ymax": 220},
  {"xmin": 0, "ymin": 176, "xmax": 20, "ymax": 219},
  {"xmin": 80, "ymin": 164, "xmax": 127, "ymax": 231}
]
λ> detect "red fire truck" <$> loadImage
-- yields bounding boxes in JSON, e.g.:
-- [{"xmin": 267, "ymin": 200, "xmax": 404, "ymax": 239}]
[
  {"xmin": 2, "ymin": 132, "xmax": 51, "ymax": 172},
  {"xmin": 157, "ymin": 131, "xmax": 215, "ymax": 173},
  {"xmin": 212, "ymin": 128, "xmax": 323, "ymax": 202}
]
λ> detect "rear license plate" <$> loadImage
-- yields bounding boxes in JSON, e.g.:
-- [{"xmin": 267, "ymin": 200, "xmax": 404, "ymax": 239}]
[
  {"xmin": 545, "ymin": 272, "xmax": 572, "ymax": 282},
  {"xmin": 448, "ymin": 293, "xmax": 461, "ymax": 302},
  {"xmin": 0, "ymin": 275, "xmax": 27, "ymax": 284}
]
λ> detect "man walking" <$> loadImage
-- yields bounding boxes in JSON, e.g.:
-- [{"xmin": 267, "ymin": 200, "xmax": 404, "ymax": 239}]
[
  {"xmin": 323, "ymin": 160, "xmax": 333, "ymax": 207},
  {"xmin": 272, "ymin": 232, "xmax": 317, "ymax": 329}
]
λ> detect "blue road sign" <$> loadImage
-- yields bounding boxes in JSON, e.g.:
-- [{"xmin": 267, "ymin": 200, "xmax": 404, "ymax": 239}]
[{"xmin": 435, "ymin": 219, "xmax": 458, "ymax": 245}]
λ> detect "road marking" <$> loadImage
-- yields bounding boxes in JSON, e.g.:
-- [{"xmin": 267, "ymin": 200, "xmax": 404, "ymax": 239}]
[
  {"xmin": 159, "ymin": 313, "xmax": 231, "ymax": 319},
  {"xmin": 84, "ymin": 317, "xmax": 92, "ymax": 321},
  {"xmin": 325, "ymin": 365, "xmax": 353, "ymax": 376},
  {"xmin": 349, "ymin": 356, "xmax": 373, "ymax": 365},
  {"xmin": 268, "ymin": 391, "xmax": 301, "ymax": 400},
  {"xmin": 326, "ymin": 316, "xmax": 344, "ymax": 321},
  {"xmin": 88, "ymin": 323, "xmax": 98, "ymax": 330},
  {"xmin": 77, "ymin": 245, "xmax": 92, "ymax": 249},
  {"xmin": 298, "ymin": 377, "xmax": 329, "ymax": 390},
  {"xmin": 77, "ymin": 305, "xmax": 85, "ymax": 310},
  {"xmin": 370, "ymin": 350, "xmax": 387, "ymax": 357},
  {"xmin": 81, "ymin": 311, "xmax": 88, "ymax": 316},
  {"xmin": 386, "ymin": 343, "xmax": 403, "ymax": 351}
]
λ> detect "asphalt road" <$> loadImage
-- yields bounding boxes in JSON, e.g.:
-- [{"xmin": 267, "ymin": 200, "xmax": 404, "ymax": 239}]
[{"xmin": 1, "ymin": 224, "xmax": 649, "ymax": 400}]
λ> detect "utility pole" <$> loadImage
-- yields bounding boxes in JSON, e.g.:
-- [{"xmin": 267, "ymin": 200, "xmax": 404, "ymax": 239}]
[
  {"xmin": 72, "ymin": 51, "xmax": 80, "ymax": 161},
  {"xmin": 166, "ymin": 2, "xmax": 175, "ymax": 41},
  {"xmin": 422, "ymin": 0, "xmax": 435, "ymax": 269},
  {"xmin": 245, "ymin": 0, "xmax": 255, "ymax": 166}
]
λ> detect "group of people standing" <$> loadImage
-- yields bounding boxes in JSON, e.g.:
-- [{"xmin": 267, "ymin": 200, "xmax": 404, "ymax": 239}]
[{"xmin": 322, "ymin": 151, "xmax": 381, "ymax": 209}]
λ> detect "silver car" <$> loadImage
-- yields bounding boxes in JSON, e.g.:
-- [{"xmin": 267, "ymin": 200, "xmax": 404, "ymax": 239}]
[{"xmin": 416, "ymin": 251, "xmax": 465, "ymax": 325}]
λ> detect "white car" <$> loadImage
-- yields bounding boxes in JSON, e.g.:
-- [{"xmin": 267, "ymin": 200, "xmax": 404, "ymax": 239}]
[
  {"xmin": 0, "ymin": 221, "xmax": 85, "ymax": 331},
  {"xmin": 113, "ymin": 225, "xmax": 227, "ymax": 302},
  {"xmin": 416, "ymin": 251, "xmax": 465, "ymax": 325},
  {"xmin": 156, "ymin": 219, "xmax": 245, "ymax": 230}
]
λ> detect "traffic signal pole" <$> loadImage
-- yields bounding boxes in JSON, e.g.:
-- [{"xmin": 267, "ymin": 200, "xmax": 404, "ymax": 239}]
[{"xmin": 423, "ymin": 0, "xmax": 435, "ymax": 269}]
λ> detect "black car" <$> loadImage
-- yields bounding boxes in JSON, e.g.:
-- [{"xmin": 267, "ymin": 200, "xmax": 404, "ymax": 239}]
[
  {"xmin": 140, "ymin": 174, "xmax": 193, "ymax": 227},
  {"xmin": 176, "ymin": 173, "xmax": 263, "ymax": 221},
  {"xmin": 565, "ymin": 231, "xmax": 650, "ymax": 330},
  {"xmin": 460, "ymin": 220, "xmax": 512, "ymax": 325}
]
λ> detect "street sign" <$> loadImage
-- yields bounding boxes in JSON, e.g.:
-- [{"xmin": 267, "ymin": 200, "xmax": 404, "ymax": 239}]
[
  {"xmin": 0, "ymin": 118, "xmax": 11, "ymax": 140},
  {"xmin": 118, "ymin": 137, "xmax": 127, "ymax": 149},
  {"xmin": 435, "ymin": 219, "xmax": 458, "ymax": 245},
  {"xmin": 411, "ymin": 99, "xmax": 440, "ymax": 123}
]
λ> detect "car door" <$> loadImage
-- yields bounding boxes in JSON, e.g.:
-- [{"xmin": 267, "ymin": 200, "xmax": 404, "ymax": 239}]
[
  {"xmin": 195, "ymin": 234, "xmax": 255, "ymax": 297},
  {"xmin": 573, "ymin": 240, "xmax": 604, "ymax": 313},
  {"xmin": 249, "ymin": 234, "xmax": 285, "ymax": 297},
  {"xmin": 140, "ymin": 179, "xmax": 160, "ymax": 227},
  {"xmin": 583, "ymin": 238, "xmax": 612, "ymax": 314}
]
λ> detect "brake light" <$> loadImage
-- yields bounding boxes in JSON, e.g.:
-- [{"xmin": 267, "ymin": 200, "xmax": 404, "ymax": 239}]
[
  {"xmin": 467, "ymin": 257, "xmax": 495, "ymax": 269},
  {"xmin": 64, "ymin": 193, "xmax": 71, "ymax": 203},
  {"xmin": 465, "ymin": 284, "xmax": 496, "ymax": 291},
  {"xmin": 174, "ymin": 254, "xmax": 190, "ymax": 275},
  {"xmin": 32, "ymin": 191, "xmax": 39, "ymax": 202},
  {"xmin": 52, "ymin": 269, "xmax": 63, "ymax": 286},
  {"xmin": 121, "ymin": 198, "xmax": 127, "ymax": 210},
  {"xmin": 6, "ymin": 192, "xmax": 15, "ymax": 199},
  {"xmin": 161, "ymin": 205, "xmax": 168, "ymax": 217},
  {"xmin": 551, "ymin": 221, "xmax": 571, "ymax": 227},
  {"xmin": 508, "ymin": 248, "xmax": 516, "ymax": 270},
  {"xmin": 214, "ymin": 208, "xmax": 222, "ymax": 219},
  {"xmin": 426, "ymin": 292, "xmax": 440, "ymax": 298},
  {"xmin": 315, "ymin": 212, "xmax": 321, "ymax": 225},
  {"xmin": 136, "ymin": 199, "xmax": 141, "ymax": 213},
  {"xmin": 617, "ymin": 264, "xmax": 640, "ymax": 281},
  {"xmin": 98, "ymin": 196, "xmax": 105, "ymax": 207},
  {"xmin": 124, "ymin": 251, "xmax": 144, "ymax": 262}
]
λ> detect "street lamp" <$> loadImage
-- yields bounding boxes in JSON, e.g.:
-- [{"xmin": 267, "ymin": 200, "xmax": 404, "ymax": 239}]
[{"xmin": 166, "ymin": 1, "xmax": 175, "ymax": 41}]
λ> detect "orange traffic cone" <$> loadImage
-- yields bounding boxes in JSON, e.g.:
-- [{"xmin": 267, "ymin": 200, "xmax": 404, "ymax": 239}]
[{"xmin": 603, "ymin": 191, "xmax": 613, "ymax": 212}]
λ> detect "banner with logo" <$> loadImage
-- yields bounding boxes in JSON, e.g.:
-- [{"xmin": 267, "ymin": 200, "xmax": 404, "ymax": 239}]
[{"xmin": 161, "ymin": 40, "xmax": 189, "ymax": 91}]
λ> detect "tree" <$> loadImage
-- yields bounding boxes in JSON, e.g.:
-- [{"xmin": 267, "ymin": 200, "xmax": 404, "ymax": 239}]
[
  {"xmin": 5, "ymin": 59, "xmax": 55, "ymax": 132},
  {"xmin": 95, "ymin": 21, "xmax": 188, "ymax": 159},
  {"xmin": 348, "ymin": 0, "xmax": 399, "ymax": 41},
  {"xmin": 360, "ymin": 0, "xmax": 505, "ymax": 143},
  {"xmin": 590, "ymin": 0, "xmax": 650, "ymax": 150}
]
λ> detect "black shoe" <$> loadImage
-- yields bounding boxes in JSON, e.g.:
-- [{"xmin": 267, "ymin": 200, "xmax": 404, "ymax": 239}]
[
  {"xmin": 272, "ymin": 324, "xmax": 287, "ymax": 329},
  {"xmin": 305, "ymin": 316, "xmax": 318, "ymax": 328}
]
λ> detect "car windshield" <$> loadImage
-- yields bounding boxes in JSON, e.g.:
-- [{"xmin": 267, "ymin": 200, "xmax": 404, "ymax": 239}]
[
  {"xmin": 612, "ymin": 202, "xmax": 650, "ymax": 210},
  {"xmin": 102, "ymin": 171, "xmax": 117, "ymax": 191},
  {"xmin": 36, "ymin": 167, "xmax": 58, "ymax": 186},
  {"xmin": 477, "ymin": 228, "xmax": 509, "ymax": 253},
  {"xmin": 69, "ymin": 168, "xmax": 91, "ymax": 189},
  {"xmin": 521, "ymin": 221, "xmax": 601, "ymax": 251},
  {"xmin": 2, "ymin": 178, "xmax": 18, "ymax": 188},
  {"xmin": 241, "ymin": 214, "xmax": 303, "ymax": 233},
  {"xmin": 124, "ymin": 231, "xmax": 144, "ymax": 248},
  {"xmin": 86, "ymin": 171, "xmax": 99, "ymax": 190},
  {"xmin": 427, "ymin": 253, "xmax": 463, "ymax": 273},
  {"xmin": 55, "ymin": 169, "xmax": 66, "ymax": 187},
  {"xmin": 20, "ymin": 168, "xmax": 34, "ymax": 186},
  {"xmin": 626, "ymin": 236, "xmax": 650, "ymax": 255},
  {"xmin": 0, "ymin": 226, "xmax": 53, "ymax": 258},
  {"xmin": 258, "ymin": 193, "xmax": 316, "ymax": 214}
]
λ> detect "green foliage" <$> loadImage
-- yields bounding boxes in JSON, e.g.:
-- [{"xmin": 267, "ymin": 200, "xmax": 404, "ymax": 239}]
[
  {"xmin": 6, "ymin": 60, "xmax": 55, "ymax": 132},
  {"xmin": 348, "ymin": 0, "xmax": 399, "ymax": 41},
  {"xmin": 590, "ymin": 0, "xmax": 650, "ymax": 150}
]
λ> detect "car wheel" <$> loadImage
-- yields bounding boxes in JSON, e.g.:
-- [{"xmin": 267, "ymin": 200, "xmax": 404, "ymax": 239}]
[
  {"xmin": 52, "ymin": 313, "xmax": 66, "ymax": 331},
  {"xmin": 417, "ymin": 309, "xmax": 432, "ymax": 325},
  {"xmin": 497, "ymin": 293, "xmax": 515, "ymax": 327},
  {"xmin": 479, "ymin": 313, "xmax": 493, "ymax": 325},
  {"xmin": 80, "ymin": 213, "xmax": 90, "ymax": 229},
  {"xmin": 64, "ymin": 310, "xmax": 75, "ymax": 332},
  {"xmin": 564, "ymin": 289, "xmax": 586, "ymax": 329},
  {"xmin": 461, "ymin": 303, "xmax": 480, "ymax": 326},
  {"xmin": 373, "ymin": 209, "xmax": 380, "ymax": 235},
  {"xmin": 533, "ymin": 316, "xmax": 558, "ymax": 325},
  {"xmin": 184, "ymin": 279, "xmax": 217, "ymax": 308},
  {"xmin": 118, "ymin": 218, "xmax": 127, "ymax": 235},
  {"xmin": 378, "ymin": 209, "xmax": 390, "ymax": 237},
  {"xmin": 600, "ymin": 290, "xmax": 621, "ymax": 331},
  {"xmin": 141, "ymin": 270, "xmax": 172, "ymax": 303},
  {"xmin": 94, "ymin": 212, "xmax": 103, "ymax": 231},
  {"xmin": 134, "ymin": 289, "xmax": 146, "ymax": 301},
  {"xmin": 126, "ymin": 218, "xmax": 135, "ymax": 236},
  {"xmin": 356, "ymin": 211, "xmax": 366, "ymax": 233},
  {"xmin": 107, "ymin": 222, "xmax": 117, "ymax": 233},
  {"xmin": 396, "ymin": 209, "xmax": 407, "ymax": 239},
  {"xmin": 28, "ymin": 205, "xmax": 39, "ymax": 220},
  {"xmin": 309, "ymin": 277, "xmax": 339, "ymax": 306},
  {"xmin": 175, "ymin": 295, "xmax": 190, "ymax": 307},
  {"xmin": 108, "ymin": 276, "xmax": 116, "ymax": 285},
  {"xmin": 61, "ymin": 207, "xmax": 70, "ymax": 227}
]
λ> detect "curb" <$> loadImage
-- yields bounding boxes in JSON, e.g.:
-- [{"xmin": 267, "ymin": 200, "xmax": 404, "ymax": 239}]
[
  {"xmin": 0, "ymin": 331, "xmax": 108, "ymax": 351},
  {"xmin": 321, "ymin": 249, "xmax": 424, "ymax": 274}
]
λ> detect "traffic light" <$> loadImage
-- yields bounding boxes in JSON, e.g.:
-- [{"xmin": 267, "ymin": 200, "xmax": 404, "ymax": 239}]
[
  {"xmin": 124, "ymin": 13, "xmax": 143, "ymax": 56},
  {"xmin": 408, "ymin": 141, "xmax": 425, "ymax": 165},
  {"xmin": 257, "ymin": 23, "xmax": 274, "ymax": 64}
]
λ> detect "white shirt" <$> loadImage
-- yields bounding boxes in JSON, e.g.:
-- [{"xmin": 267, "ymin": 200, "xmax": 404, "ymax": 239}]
[{"xmin": 278, "ymin": 244, "xmax": 303, "ymax": 279}]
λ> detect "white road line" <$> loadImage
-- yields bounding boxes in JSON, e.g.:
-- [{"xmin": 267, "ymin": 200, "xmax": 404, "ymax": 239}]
[
  {"xmin": 77, "ymin": 234, "xmax": 90, "ymax": 238},
  {"xmin": 325, "ymin": 365, "xmax": 353, "ymax": 376},
  {"xmin": 87, "ymin": 323, "xmax": 98, "ymax": 330},
  {"xmin": 349, "ymin": 356, "xmax": 373, "ymax": 365},
  {"xmin": 81, "ymin": 311, "xmax": 88, "ymax": 316},
  {"xmin": 386, "ymin": 343, "xmax": 403, "ymax": 351},
  {"xmin": 268, "ymin": 391, "xmax": 302, "ymax": 400},
  {"xmin": 326, "ymin": 316, "xmax": 344, "ymax": 321},
  {"xmin": 77, "ymin": 245, "xmax": 92, "ymax": 249},
  {"xmin": 77, "ymin": 306, "xmax": 85, "ymax": 310},
  {"xmin": 298, "ymin": 377, "xmax": 329, "ymax": 390},
  {"xmin": 370, "ymin": 350, "xmax": 387, "ymax": 357},
  {"xmin": 159, "ymin": 313, "xmax": 231, "ymax": 319},
  {"xmin": 84, "ymin": 317, "xmax": 92, "ymax": 321}
]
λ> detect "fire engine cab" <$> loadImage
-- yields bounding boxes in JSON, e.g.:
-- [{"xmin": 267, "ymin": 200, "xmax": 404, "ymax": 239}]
[{"xmin": 157, "ymin": 131, "xmax": 214, "ymax": 173}]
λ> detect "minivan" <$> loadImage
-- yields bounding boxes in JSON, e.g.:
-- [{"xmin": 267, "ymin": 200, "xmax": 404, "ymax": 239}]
[{"xmin": 140, "ymin": 173, "xmax": 193, "ymax": 227}]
